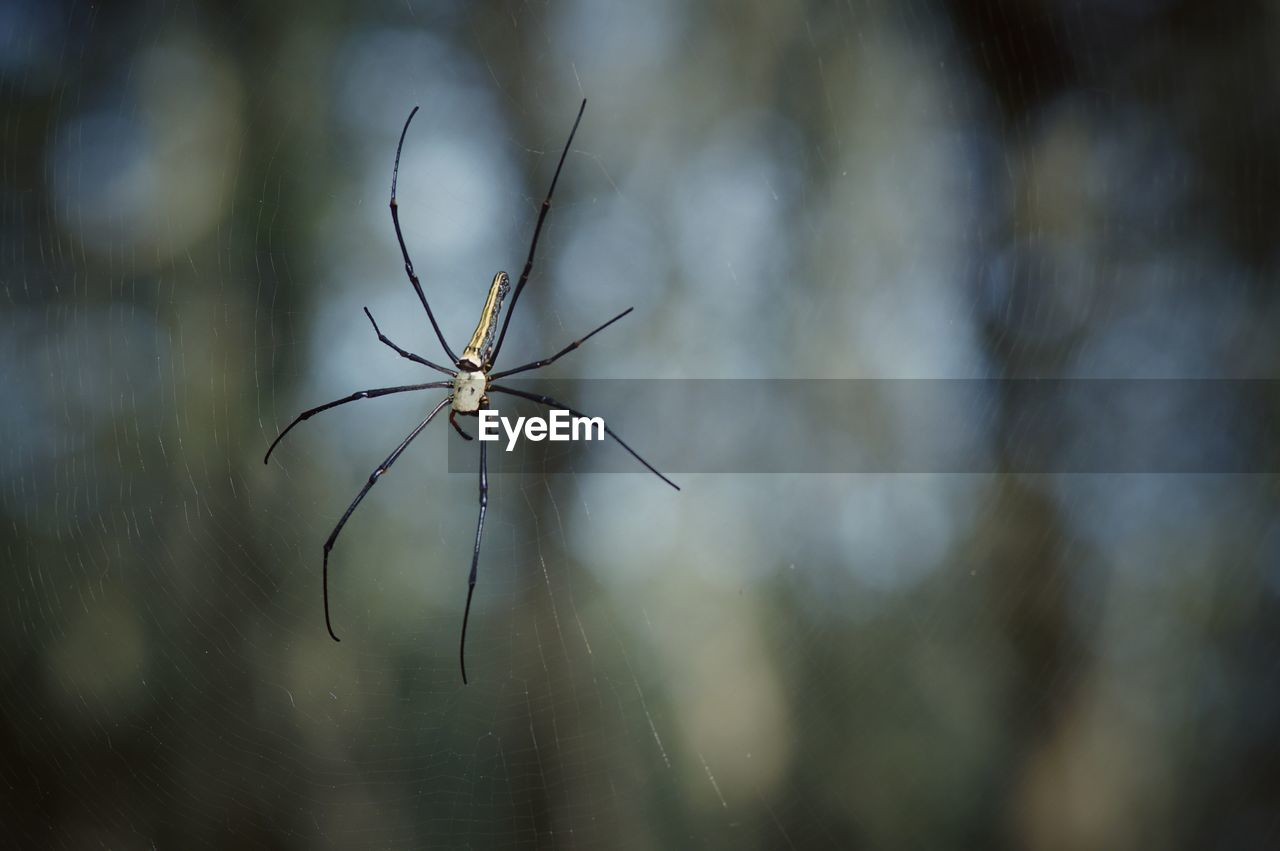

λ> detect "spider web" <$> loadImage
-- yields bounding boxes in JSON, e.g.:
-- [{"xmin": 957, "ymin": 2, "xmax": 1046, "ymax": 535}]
[{"xmin": 4, "ymin": 0, "xmax": 1280, "ymax": 848}]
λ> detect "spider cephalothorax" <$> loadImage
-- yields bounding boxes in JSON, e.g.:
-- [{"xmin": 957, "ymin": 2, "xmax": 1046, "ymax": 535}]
[{"xmin": 264, "ymin": 100, "xmax": 678, "ymax": 683}]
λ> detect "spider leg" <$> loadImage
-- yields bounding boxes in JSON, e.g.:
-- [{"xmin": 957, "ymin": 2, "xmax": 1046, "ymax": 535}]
[
  {"xmin": 449, "ymin": 410, "xmax": 474, "ymax": 441},
  {"xmin": 363, "ymin": 307, "xmax": 455, "ymax": 377},
  {"xmin": 264, "ymin": 381, "xmax": 452, "ymax": 464},
  {"xmin": 490, "ymin": 307, "xmax": 633, "ymax": 379},
  {"xmin": 489, "ymin": 99, "xmax": 588, "ymax": 365},
  {"xmin": 487, "ymin": 385, "xmax": 679, "ymax": 490},
  {"xmin": 391, "ymin": 106, "xmax": 460, "ymax": 366},
  {"xmin": 459, "ymin": 419, "xmax": 488, "ymax": 684},
  {"xmin": 322, "ymin": 396, "xmax": 450, "ymax": 641}
]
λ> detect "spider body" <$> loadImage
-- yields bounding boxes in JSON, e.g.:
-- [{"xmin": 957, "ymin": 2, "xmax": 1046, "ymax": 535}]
[{"xmin": 265, "ymin": 99, "xmax": 678, "ymax": 683}]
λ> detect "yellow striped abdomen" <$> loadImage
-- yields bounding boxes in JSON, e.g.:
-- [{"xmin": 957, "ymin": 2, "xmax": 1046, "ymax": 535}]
[{"xmin": 459, "ymin": 271, "xmax": 510, "ymax": 370}]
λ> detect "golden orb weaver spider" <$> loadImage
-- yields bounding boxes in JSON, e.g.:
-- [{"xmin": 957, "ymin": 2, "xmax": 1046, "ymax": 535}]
[{"xmin": 265, "ymin": 99, "xmax": 679, "ymax": 683}]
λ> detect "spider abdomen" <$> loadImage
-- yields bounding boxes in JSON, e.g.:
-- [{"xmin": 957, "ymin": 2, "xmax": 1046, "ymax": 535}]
[{"xmin": 459, "ymin": 271, "xmax": 510, "ymax": 371}]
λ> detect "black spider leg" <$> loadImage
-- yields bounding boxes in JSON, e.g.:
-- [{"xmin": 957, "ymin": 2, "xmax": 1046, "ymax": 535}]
[
  {"xmin": 449, "ymin": 411, "xmax": 474, "ymax": 441},
  {"xmin": 322, "ymin": 396, "xmax": 451, "ymax": 642},
  {"xmin": 264, "ymin": 381, "xmax": 452, "ymax": 464},
  {"xmin": 488, "ymin": 99, "xmax": 588, "ymax": 367},
  {"xmin": 459, "ymin": 413, "xmax": 488, "ymax": 684},
  {"xmin": 391, "ymin": 106, "xmax": 460, "ymax": 366},
  {"xmin": 363, "ymin": 307, "xmax": 454, "ymax": 377},
  {"xmin": 490, "ymin": 307, "xmax": 632, "ymax": 380},
  {"xmin": 487, "ymin": 386, "xmax": 679, "ymax": 490}
]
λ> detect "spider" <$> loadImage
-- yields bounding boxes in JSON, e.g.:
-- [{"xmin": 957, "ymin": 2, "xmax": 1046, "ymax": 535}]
[{"xmin": 265, "ymin": 99, "xmax": 679, "ymax": 684}]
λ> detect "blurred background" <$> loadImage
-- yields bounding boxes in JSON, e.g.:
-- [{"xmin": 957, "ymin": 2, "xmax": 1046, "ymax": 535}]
[{"xmin": 3, "ymin": 0, "xmax": 1280, "ymax": 847}]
